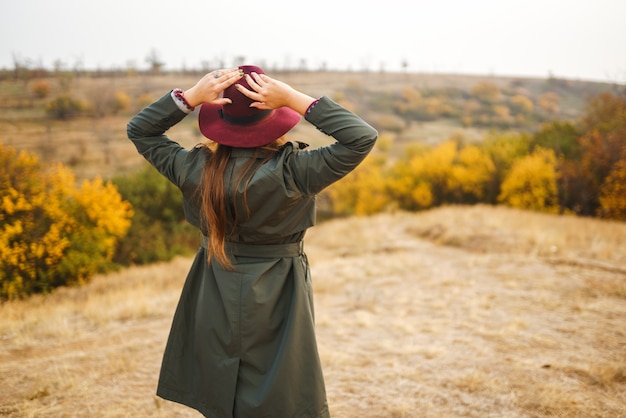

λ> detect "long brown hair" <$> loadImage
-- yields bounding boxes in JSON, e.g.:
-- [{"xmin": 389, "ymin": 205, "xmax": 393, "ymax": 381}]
[{"xmin": 200, "ymin": 137, "xmax": 288, "ymax": 269}]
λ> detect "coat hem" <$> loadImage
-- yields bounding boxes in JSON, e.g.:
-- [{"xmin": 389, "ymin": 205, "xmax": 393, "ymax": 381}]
[
  {"xmin": 156, "ymin": 386, "xmax": 331, "ymax": 418},
  {"xmin": 157, "ymin": 385, "xmax": 222, "ymax": 418}
]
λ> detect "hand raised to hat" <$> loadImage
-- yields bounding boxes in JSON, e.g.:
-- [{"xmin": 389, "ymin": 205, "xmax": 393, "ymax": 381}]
[
  {"xmin": 182, "ymin": 68, "xmax": 244, "ymax": 108},
  {"xmin": 236, "ymin": 72, "xmax": 316, "ymax": 116}
]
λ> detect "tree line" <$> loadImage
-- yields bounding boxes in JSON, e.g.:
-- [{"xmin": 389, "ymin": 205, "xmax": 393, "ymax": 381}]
[{"xmin": 328, "ymin": 91, "xmax": 626, "ymax": 220}]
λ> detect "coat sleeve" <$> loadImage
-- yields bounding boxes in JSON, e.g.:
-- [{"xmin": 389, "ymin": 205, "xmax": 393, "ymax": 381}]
[
  {"xmin": 288, "ymin": 96, "xmax": 378, "ymax": 195},
  {"xmin": 126, "ymin": 92, "xmax": 192, "ymax": 187}
]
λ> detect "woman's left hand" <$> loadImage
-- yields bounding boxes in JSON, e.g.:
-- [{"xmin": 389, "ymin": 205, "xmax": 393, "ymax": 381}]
[
  {"xmin": 237, "ymin": 72, "xmax": 316, "ymax": 115},
  {"xmin": 182, "ymin": 68, "xmax": 243, "ymax": 107}
]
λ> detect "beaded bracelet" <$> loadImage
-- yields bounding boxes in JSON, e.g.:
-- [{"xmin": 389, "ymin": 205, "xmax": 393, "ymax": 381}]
[
  {"xmin": 305, "ymin": 98, "xmax": 321, "ymax": 115},
  {"xmin": 171, "ymin": 88, "xmax": 195, "ymax": 113}
]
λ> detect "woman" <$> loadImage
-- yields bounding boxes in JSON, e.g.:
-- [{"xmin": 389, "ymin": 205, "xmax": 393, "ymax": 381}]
[{"xmin": 127, "ymin": 65, "xmax": 378, "ymax": 417}]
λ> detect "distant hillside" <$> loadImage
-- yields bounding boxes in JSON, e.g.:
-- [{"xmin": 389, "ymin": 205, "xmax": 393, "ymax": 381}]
[{"xmin": 0, "ymin": 70, "xmax": 618, "ymax": 179}]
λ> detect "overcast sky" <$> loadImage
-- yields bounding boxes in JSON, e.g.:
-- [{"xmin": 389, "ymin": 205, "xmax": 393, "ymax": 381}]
[{"xmin": 1, "ymin": 0, "xmax": 625, "ymax": 83}]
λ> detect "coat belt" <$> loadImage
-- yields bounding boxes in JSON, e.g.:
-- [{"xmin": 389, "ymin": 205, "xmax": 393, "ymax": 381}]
[{"xmin": 202, "ymin": 236, "xmax": 304, "ymax": 258}]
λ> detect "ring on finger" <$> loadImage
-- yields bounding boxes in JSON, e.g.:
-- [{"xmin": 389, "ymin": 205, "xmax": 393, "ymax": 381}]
[{"xmin": 214, "ymin": 71, "xmax": 221, "ymax": 79}]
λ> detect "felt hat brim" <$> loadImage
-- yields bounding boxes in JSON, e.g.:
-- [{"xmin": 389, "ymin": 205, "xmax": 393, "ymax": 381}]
[{"xmin": 198, "ymin": 103, "xmax": 301, "ymax": 148}]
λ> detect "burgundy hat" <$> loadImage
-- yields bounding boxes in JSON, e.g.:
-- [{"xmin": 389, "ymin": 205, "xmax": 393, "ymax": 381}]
[{"xmin": 198, "ymin": 65, "xmax": 301, "ymax": 148}]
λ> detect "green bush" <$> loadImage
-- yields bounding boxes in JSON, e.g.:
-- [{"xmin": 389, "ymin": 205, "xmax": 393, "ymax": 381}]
[
  {"xmin": 112, "ymin": 165, "xmax": 199, "ymax": 265},
  {"xmin": 45, "ymin": 95, "xmax": 84, "ymax": 120},
  {"xmin": 531, "ymin": 121, "xmax": 581, "ymax": 159}
]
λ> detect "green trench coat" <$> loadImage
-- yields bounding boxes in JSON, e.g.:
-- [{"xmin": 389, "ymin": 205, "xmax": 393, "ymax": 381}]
[{"xmin": 127, "ymin": 93, "xmax": 377, "ymax": 418}]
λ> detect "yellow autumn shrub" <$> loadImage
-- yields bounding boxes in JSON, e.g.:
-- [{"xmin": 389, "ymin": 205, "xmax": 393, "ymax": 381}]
[
  {"xmin": 598, "ymin": 157, "xmax": 626, "ymax": 220},
  {"xmin": 509, "ymin": 94, "xmax": 534, "ymax": 115},
  {"xmin": 112, "ymin": 91, "xmax": 132, "ymax": 114},
  {"xmin": 497, "ymin": 147, "xmax": 559, "ymax": 213},
  {"xmin": 326, "ymin": 155, "xmax": 390, "ymax": 216},
  {"xmin": 386, "ymin": 158, "xmax": 424, "ymax": 210},
  {"xmin": 0, "ymin": 145, "xmax": 133, "ymax": 300},
  {"xmin": 450, "ymin": 145, "xmax": 496, "ymax": 202},
  {"xmin": 470, "ymin": 81, "xmax": 501, "ymax": 103},
  {"xmin": 387, "ymin": 140, "xmax": 457, "ymax": 210}
]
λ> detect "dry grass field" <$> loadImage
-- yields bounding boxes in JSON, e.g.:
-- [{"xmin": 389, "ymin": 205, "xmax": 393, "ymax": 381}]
[{"xmin": 1, "ymin": 205, "xmax": 625, "ymax": 417}]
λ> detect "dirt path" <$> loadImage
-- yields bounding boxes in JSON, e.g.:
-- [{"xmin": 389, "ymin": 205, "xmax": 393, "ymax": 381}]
[
  {"xmin": 1, "ymin": 212, "xmax": 625, "ymax": 417},
  {"xmin": 309, "ymin": 215, "xmax": 626, "ymax": 417}
]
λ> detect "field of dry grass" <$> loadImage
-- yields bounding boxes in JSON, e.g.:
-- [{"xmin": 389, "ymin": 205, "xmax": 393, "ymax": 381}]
[{"xmin": 1, "ymin": 205, "xmax": 625, "ymax": 417}]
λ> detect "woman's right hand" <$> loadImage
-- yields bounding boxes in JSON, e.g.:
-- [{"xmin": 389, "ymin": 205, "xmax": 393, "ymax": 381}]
[{"xmin": 182, "ymin": 68, "xmax": 243, "ymax": 108}]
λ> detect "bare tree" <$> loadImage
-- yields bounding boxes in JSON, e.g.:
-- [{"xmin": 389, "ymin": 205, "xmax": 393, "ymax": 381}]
[
  {"xmin": 298, "ymin": 58, "xmax": 308, "ymax": 72},
  {"xmin": 73, "ymin": 55, "xmax": 85, "ymax": 78},
  {"xmin": 401, "ymin": 59, "xmax": 409, "ymax": 73},
  {"xmin": 12, "ymin": 52, "xmax": 31, "ymax": 81},
  {"xmin": 126, "ymin": 59, "xmax": 138, "ymax": 76},
  {"xmin": 145, "ymin": 48, "xmax": 165, "ymax": 74},
  {"xmin": 53, "ymin": 59, "xmax": 65, "ymax": 74}
]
